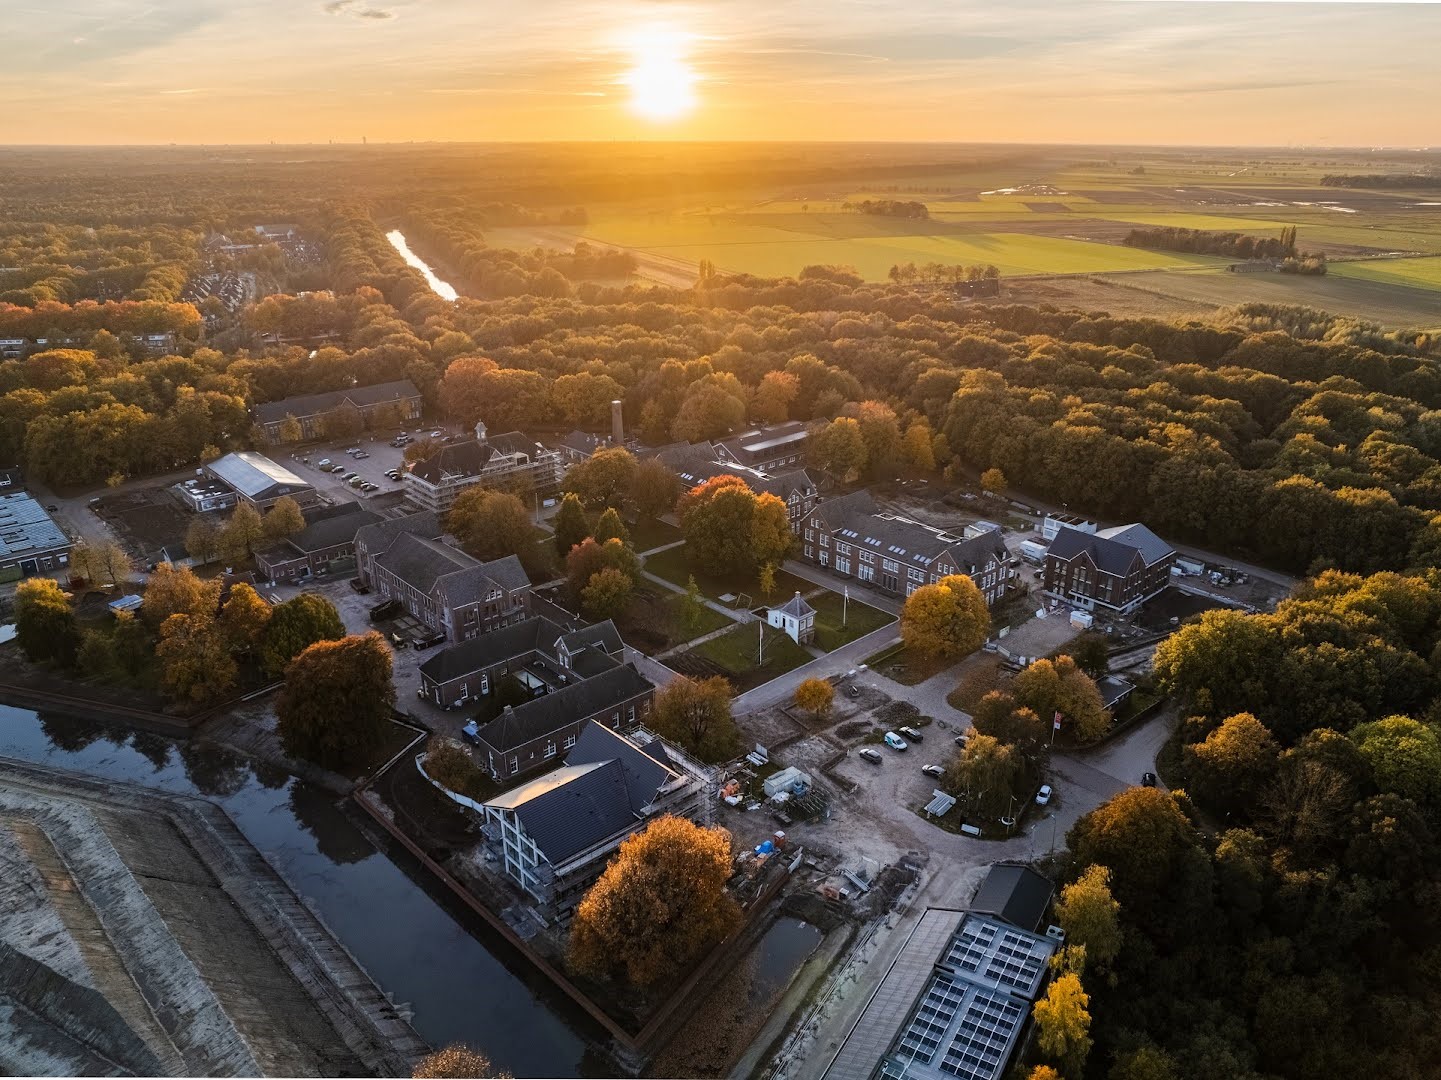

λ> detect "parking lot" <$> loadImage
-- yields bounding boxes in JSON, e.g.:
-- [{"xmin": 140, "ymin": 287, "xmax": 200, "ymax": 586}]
[{"xmin": 276, "ymin": 425, "xmax": 460, "ymax": 507}]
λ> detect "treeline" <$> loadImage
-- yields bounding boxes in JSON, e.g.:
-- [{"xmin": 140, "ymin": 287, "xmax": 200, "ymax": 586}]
[
  {"xmin": 888, "ymin": 262, "xmax": 999, "ymax": 284},
  {"xmin": 0, "ymin": 221, "xmax": 201, "ymax": 307},
  {"xmin": 840, "ymin": 199, "xmax": 929, "ymax": 219},
  {"xmin": 1124, "ymin": 225, "xmax": 1299, "ymax": 259},
  {"xmin": 1049, "ymin": 568, "xmax": 1441, "ymax": 1078},
  {"xmin": 1321, "ymin": 173, "xmax": 1441, "ymax": 189},
  {"xmin": 0, "ymin": 299, "xmax": 203, "ymax": 340}
]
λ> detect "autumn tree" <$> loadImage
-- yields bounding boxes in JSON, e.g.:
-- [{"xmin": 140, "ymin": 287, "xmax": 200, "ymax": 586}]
[
  {"xmin": 262, "ymin": 495, "xmax": 306, "ymax": 543},
  {"xmin": 809, "ymin": 417, "xmax": 868, "ymax": 481},
  {"xmin": 672, "ymin": 382, "xmax": 746, "ymax": 443},
  {"xmin": 262, "ymin": 592, "xmax": 346, "ymax": 677},
  {"xmin": 186, "ymin": 516, "xmax": 220, "ymax": 565},
  {"xmin": 550, "ymin": 371, "xmax": 624, "ymax": 428},
  {"xmin": 1184, "ymin": 712, "xmax": 1281, "ymax": 814},
  {"xmin": 1013, "ymin": 655, "xmax": 1110, "ymax": 742},
  {"xmin": 679, "ymin": 475, "xmax": 790, "ymax": 576},
  {"xmin": 900, "ymin": 574, "xmax": 990, "ymax": 658},
  {"xmin": 630, "ymin": 457, "xmax": 682, "ymax": 519},
  {"xmin": 649, "ymin": 675, "xmax": 740, "ymax": 761},
  {"xmin": 277, "ymin": 632, "xmax": 395, "ymax": 769},
  {"xmin": 752, "ymin": 370, "xmax": 799, "ymax": 423},
  {"xmin": 412, "ymin": 1045, "xmax": 509, "ymax": 1079},
  {"xmin": 969, "ymin": 691, "xmax": 1047, "ymax": 754},
  {"xmin": 218, "ymin": 581, "xmax": 272, "ymax": 659},
  {"xmin": 847, "ymin": 400, "xmax": 903, "ymax": 478},
  {"xmin": 156, "ymin": 614, "xmax": 238, "ymax": 703},
  {"xmin": 1055, "ymin": 865, "xmax": 1122, "ymax": 978},
  {"xmin": 565, "ymin": 446, "xmax": 639, "ymax": 510},
  {"xmin": 447, "ymin": 487, "xmax": 533, "ymax": 562},
  {"xmin": 141, "ymin": 562, "xmax": 220, "ymax": 628},
  {"xmin": 438, "ymin": 355, "xmax": 499, "ymax": 425},
  {"xmin": 278, "ymin": 414, "xmax": 304, "ymax": 444},
  {"xmin": 1032, "ymin": 971, "xmax": 1092, "ymax": 1077},
  {"xmin": 581, "ymin": 567, "xmax": 634, "ymax": 621},
  {"xmin": 903, "ymin": 420, "xmax": 936, "ymax": 471},
  {"xmin": 552, "ymin": 492, "xmax": 590, "ymax": 560},
  {"xmin": 981, "ymin": 467, "xmax": 1007, "ymax": 495},
  {"xmin": 678, "ymin": 575, "xmax": 706, "ymax": 632},
  {"xmin": 218, "ymin": 502, "xmax": 266, "ymax": 564},
  {"xmin": 757, "ymin": 561, "xmax": 777, "ymax": 599},
  {"xmin": 943, "ymin": 733, "xmax": 1021, "ymax": 819},
  {"xmin": 1350, "ymin": 715, "xmax": 1441, "ymax": 805},
  {"xmin": 593, "ymin": 506, "xmax": 629, "ymax": 547},
  {"xmin": 566, "ymin": 537, "xmax": 638, "ymax": 604},
  {"xmin": 69, "ymin": 540, "xmax": 131, "ymax": 587},
  {"xmin": 568, "ymin": 816, "xmax": 742, "ymax": 988},
  {"xmin": 794, "ymin": 677, "xmax": 834, "ymax": 718},
  {"xmin": 13, "ymin": 577, "xmax": 80, "ymax": 667}
]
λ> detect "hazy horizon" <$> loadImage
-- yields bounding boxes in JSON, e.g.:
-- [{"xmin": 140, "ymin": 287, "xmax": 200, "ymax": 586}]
[{"xmin": 6, "ymin": 1, "xmax": 1439, "ymax": 147}]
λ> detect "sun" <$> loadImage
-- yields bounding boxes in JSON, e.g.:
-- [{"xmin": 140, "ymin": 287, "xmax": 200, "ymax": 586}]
[{"xmin": 623, "ymin": 27, "xmax": 697, "ymax": 122}]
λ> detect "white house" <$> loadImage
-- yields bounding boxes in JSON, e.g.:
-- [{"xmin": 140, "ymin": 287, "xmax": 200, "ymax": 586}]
[{"xmin": 768, "ymin": 592, "xmax": 816, "ymax": 645}]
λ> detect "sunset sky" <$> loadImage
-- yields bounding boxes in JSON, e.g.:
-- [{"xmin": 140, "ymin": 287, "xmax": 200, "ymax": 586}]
[{"xmin": 4, "ymin": 0, "xmax": 1439, "ymax": 146}]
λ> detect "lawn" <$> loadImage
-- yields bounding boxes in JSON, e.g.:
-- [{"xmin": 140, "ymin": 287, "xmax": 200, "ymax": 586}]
[
  {"xmin": 807, "ymin": 590, "xmax": 894, "ymax": 652},
  {"xmin": 626, "ymin": 515, "xmax": 682, "ymax": 553},
  {"xmin": 867, "ymin": 643, "xmax": 968, "ymax": 687},
  {"xmin": 1330, "ymin": 256, "xmax": 1441, "ymax": 292},
  {"xmin": 691, "ymin": 622, "xmax": 813, "ymax": 693},
  {"xmin": 613, "ymin": 587, "xmax": 736, "ymax": 656},
  {"xmin": 643, "ymin": 544, "xmax": 812, "ymax": 606}
]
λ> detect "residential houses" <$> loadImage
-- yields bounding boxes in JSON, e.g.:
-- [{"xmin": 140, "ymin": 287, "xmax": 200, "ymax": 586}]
[
  {"xmin": 0, "ymin": 493, "xmax": 72, "ymax": 579},
  {"xmin": 355, "ymin": 512, "xmax": 532, "ymax": 640},
  {"xmin": 255, "ymin": 503, "xmax": 381, "ymax": 581},
  {"xmin": 479, "ymin": 721, "xmax": 712, "ymax": 918},
  {"xmin": 203, "ymin": 451, "xmax": 318, "ymax": 512},
  {"xmin": 403, "ymin": 423, "xmax": 562, "ymax": 513},
  {"xmin": 252, "ymin": 379, "xmax": 423, "ymax": 444},
  {"xmin": 1041, "ymin": 522, "xmax": 1175, "ymax": 614},
  {"xmin": 800, "ymin": 490, "xmax": 1014, "ymax": 603}
]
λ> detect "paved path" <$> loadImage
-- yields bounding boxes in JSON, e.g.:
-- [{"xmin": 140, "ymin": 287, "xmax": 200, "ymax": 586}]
[
  {"xmin": 780, "ymin": 560, "xmax": 903, "ymax": 616},
  {"xmin": 731, "ymin": 626, "xmax": 901, "ymax": 712},
  {"xmin": 640, "ymin": 569, "xmax": 756, "ymax": 623}
]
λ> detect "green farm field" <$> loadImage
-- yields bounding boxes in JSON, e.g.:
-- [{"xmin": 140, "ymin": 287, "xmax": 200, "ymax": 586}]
[{"xmin": 1329, "ymin": 256, "xmax": 1441, "ymax": 292}]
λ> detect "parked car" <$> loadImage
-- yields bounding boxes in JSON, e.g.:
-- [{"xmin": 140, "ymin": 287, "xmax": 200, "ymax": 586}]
[
  {"xmin": 921, "ymin": 764, "xmax": 945, "ymax": 779},
  {"xmin": 1142, "ymin": 771, "xmax": 1158, "ymax": 787},
  {"xmin": 954, "ymin": 733, "xmax": 971, "ymax": 748},
  {"xmin": 346, "ymin": 446, "xmax": 360, "ymax": 455},
  {"xmin": 385, "ymin": 469, "xmax": 402, "ymax": 480},
  {"xmin": 1035, "ymin": 784, "xmax": 1053, "ymax": 806},
  {"xmin": 899, "ymin": 725, "xmax": 923, "ymax": 743},
  {"xmin": 45, "ymin": 504, "xmax": 58, "ymax": 512},
  {"xmin": 329, "ymin": 464, "xmax": 346, "ymax": 474},
  {"xmin": 360, "ymin": 482, "xmax": 378, "ymax": 492},
  {"xmin": 348, "ymin": 578, "xmax": 371, "ymax": 594},
  {"xmin": 858, "ymin": 747, "xmax": 883, "ymax": 765},
  {"xmin": 347, "ymin": 476, "xmax": 364, "ymax": 488},
  {"xmin": 883, "ymin": 731, "xmax": 908, "ymax": 751},
  {"xmin": 461, "ymin": 720, "xmax": 481, "ymax": 745},
  {"xmin": 369, "ymin": 598, "xmax": 402, "ymax": 622},
  {"xmin": 353, "ymin": 451, "xmax": 370, "ymax": 459},
  {"xmin": 428, "ymin": 430, "xmax": 443, "ymax": 438},
  {"xmin": 317, "ymin": 457, "xmax": 332, "ymax": 468}
]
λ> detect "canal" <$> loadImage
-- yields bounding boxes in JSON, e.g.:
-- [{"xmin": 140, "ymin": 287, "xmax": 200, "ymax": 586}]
[
  {"xmin": 386, "ymin": 230, "xmax": 458, "ymax": 301},
  {"xmin": 0, "ymin": 705, "xmax": 601, "ymax": 1077}
]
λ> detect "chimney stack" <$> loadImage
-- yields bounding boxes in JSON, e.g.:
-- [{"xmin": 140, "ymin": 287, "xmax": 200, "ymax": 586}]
[{"xmin": 611, "ymin": 400, "xmax": 624, "ymax": 447}]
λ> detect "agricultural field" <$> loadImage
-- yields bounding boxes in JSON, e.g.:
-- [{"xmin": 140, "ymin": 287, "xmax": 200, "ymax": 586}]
[{"xmin": 1330, "ymin": 255, "xmax": 1441, "ymax": 292}]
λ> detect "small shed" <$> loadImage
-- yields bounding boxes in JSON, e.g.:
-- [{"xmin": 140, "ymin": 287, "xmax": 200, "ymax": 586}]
[
  {"xmin": 767, "ymin": 592, "xmax": 816, "ymax": 645},
  {"xmin": 107, "ymin": 594, "xmax": 143, "ymax": 616},
  {"xmin": 763, "ymin": 766, "xmax": 812, "ymax": 799}
]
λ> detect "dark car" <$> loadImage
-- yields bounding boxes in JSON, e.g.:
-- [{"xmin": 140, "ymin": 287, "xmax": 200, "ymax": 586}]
[
  {"xmin": 1142, "ymin": 771, "xmax": 1158, "ymax": 787},
  {"xmin": 858, "ymin": 747, "xmax": 883, "ymax": 765},
  {"xmin": 369, "ymin": 598, "xmax": 402, "ymax": 622},
  {"xmin": 45, "ymin": 503, "xmax": 58, "ymax": 512},
  {"xmin": 899, "ymin": 725, "xmax": 924, "ymax": 743}
]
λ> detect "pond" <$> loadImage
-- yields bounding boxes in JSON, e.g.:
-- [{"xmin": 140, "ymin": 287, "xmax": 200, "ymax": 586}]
[{"xmin": 0, "ymin": 705, "xmax": 602, "ymax": 1077}]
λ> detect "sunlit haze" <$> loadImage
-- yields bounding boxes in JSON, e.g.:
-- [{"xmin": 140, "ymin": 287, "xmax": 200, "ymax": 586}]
[{"xmin": 3, "ymin": 0, "xmax": 1439, "ymax": 144}]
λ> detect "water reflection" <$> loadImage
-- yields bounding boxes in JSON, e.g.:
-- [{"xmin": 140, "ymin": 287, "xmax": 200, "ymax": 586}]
[
  {"xmin": 386, "ymin": 230, "xmax": 458, "ymax": 301},
  {"xmin": 0, "ymin": 704, "xmax": 594, "ymax": 1076}
]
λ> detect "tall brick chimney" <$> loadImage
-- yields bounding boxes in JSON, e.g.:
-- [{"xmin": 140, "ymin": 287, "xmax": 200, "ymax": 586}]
[{"xmin": 611, "ymin": 400, "xmax": 624, "ymax": 446}]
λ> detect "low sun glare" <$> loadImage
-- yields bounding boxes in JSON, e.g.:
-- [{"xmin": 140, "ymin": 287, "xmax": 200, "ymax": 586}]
[{"xmin": 623, "ymin": 27, "xmax": 697, "ymax": 122}]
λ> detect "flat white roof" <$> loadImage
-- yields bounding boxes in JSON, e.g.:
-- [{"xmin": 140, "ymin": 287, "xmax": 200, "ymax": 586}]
[{"xmin": 206, "ymin": 451, "xmax": 309, "ymax": 497}]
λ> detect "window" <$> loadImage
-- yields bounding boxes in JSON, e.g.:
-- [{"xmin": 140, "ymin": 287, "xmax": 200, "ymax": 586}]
[
  {"xmin": 836, "ymin": 542, "xmax": 851, "ymax": 556},
  {"xmin": 819, "ymin": 534, "xmax": 829, "ymax": 548},
  {"xmin": 804, "ymin": 529, "xmax": 814, "ymax": 542},
  {"xmin": 480, "ymin": 673, "xmax": 489, "ymax": 694},
  {"xmin": 820, "ymin": 551, "xmax": 829, "ymax": 567},
  {"xmin": 858, "ymin": 563, "xmax": 875, "ymax": 583},
  {"xmin": 804, "ymin": 545, "xmax": 814, "ymax": 558},
  {"xmin": 883, "ymin": 558, "xmax": 899, "ymax": 573},
  {"xmin": 612, "ymin": 711, "xmax": 620, "ymax": 726},
  {"xmin": 544, "ymin": 741, "xmax": 556, "ymax": 759},
  {"xmin": 563, "ymin": 733, "xmax": 576, "ymax": 749},
  {"xmin": 627, "ymin": 704, "xmax": 636, "ymax": 721},
  {"xmin": 860, "ymin": 551, "xmax": 874, "ymax": 565},
  {"xmin": 836, "ymin": 556, "xmax": 851, "ymax": 575},
  {"xmin": 909, "ymin": 567, "xmax": 925, "ymax": 582},
  {"xmin": 509, "ymin": 757, "xmax": 519, "ymax": 775}
]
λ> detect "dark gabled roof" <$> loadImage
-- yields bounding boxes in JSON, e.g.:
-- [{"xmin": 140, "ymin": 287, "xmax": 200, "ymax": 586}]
[
  {"xmin": 567, "ymin": 720, "xmax": 680, "ymax": 810},
  {"xmin": 559, "ymin": 620, "xmax": 623, "ymax": 656},
  {"xmin": 775, "ymin": 592, "xmax": 815, "ymax": 619},
  {"xmin": 474, "ymin": 664, "xmax": 655, "ymax": 753},
  {"xmin": 486, "ymin": 430, "xmax": 542, "ymax": 456},
  {"xmin": 940, "ymin": 531, "xmax": 1009, "ymax": 576},
  {"xmin": 1096, "ymin": 675, "xmax": 1135, "ymax": 711},
  {"xmin": 970, "ymin": 864, "xmax": 1054, "ymax": 933},
  {"xmin": 374, "ymin": 532, "xmax": 478, "ymax": 592},
  {"xmin": 558, "ymin": 430, "xmax": 608, "ymax": 456},
  {"xmin": 1096, "ymin": 523, "xmax": 1174, "ymax": 567},
  {"xmin": 433, "ymin": 554, "xmax": 530, "ymax": 605},
  {"xmin": 284, "ymin": 506, "xmax": 382, "ymax": 553},
  {"xmin": 490, "ymin": 760, "xmax": 639, "ymax": 864},
  {"xmin": 1046, "ymin": 528, "xmax": 1148, "ymax": 577},
  {"xmin": 810, "ymin": 488, "xmax": 878, "ymax": 526},
  {"xmin": 253, "ymin": 379, "xmax": 420, "ymax": 425},
  {"xmin": 409, "ymin": 439, "xmax": 494, "ymax": 485},
  {"xmin": 355, "ymin": 510, "xmax": 442, "ymax": 554},
  {"xmin": 834, "ymin": 512, "xmax": 956, "ymax": 568},
  {"xmin": 417, "ymin": 616, "xmax": 561, "ymax": 683}
]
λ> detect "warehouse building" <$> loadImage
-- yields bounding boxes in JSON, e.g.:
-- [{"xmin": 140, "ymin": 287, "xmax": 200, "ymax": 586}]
[{"xmin": 0, "ymin": 493, "xmax": 72, "ymax": 580}]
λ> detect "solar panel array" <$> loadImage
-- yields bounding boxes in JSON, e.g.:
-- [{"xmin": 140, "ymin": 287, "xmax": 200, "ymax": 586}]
[
  {"xmin": 887, "ymin": 973, "xmax": 1025, "ymax": 1080},
  {"xmin": 944, "ymin": 920, "xmax": 1049, "ymax": 996}
]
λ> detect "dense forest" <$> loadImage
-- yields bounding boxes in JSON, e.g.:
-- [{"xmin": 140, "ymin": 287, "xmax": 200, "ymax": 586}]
[
  {"xmin": 841, "ymin": 199, "xmax": 930, "ymax": 219},
  {"xmin": 1055, "ymin": 567, "xmax": 1441, "ymax": 1079},
  {"xmin": 1320, "ymin": 173, "xmax": 1441, "ymax": 189}
]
